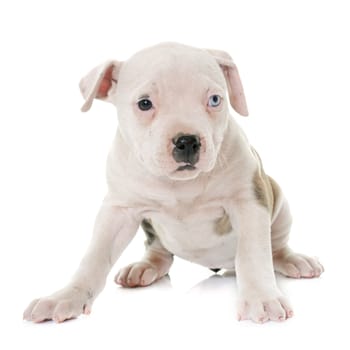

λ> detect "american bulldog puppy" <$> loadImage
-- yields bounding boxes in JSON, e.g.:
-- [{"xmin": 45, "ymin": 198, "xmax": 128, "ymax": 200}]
[{"xmin": 24, "ymin": 42, "xmax": 323, "ymax": 324}]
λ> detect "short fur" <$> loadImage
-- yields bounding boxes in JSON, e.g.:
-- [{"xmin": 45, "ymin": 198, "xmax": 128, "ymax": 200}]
[{"xmin": 24, "ymin": 42, "xmax": 323, "ymax": 324}]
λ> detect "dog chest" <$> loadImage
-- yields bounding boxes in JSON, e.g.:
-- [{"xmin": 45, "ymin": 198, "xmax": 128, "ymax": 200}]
[{"xmin": 144, "ymin": 202, "xmax": 238, "ymax": 269}]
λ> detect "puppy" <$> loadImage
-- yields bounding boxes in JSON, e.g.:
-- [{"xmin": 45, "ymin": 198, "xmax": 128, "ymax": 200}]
[{"xmin": 24, "ymin": 42, "xmax": 323, "ymax": 324}]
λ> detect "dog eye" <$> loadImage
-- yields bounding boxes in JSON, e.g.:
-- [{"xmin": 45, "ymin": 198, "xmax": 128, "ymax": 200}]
[
  {"xmin": 138, "ymin": 99, "xmax": 153, "ymax": 111},
  {"xmin": 208, "ymin": 95, "xmax": 221, "ymax": 108}
]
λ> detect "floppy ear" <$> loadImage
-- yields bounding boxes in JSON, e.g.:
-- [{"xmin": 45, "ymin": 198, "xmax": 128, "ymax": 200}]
[
  {"xmin": 79, "ymin": 60, "xmax": 122, "ymax": 112},
  {"xmin": 206, "ymin": 49, "xmax": 248, "ymax": 116}
]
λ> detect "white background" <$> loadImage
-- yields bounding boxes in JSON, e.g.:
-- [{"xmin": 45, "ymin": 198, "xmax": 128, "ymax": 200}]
[{"xmin": 1, "ymin": 0, "xmax": 349, "ymax": 348}]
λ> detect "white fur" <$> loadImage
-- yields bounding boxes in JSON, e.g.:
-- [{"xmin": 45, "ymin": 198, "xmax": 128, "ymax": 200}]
[{"xmin": 24, "ymin": 42, "xmax": 323, "ymax": 324}]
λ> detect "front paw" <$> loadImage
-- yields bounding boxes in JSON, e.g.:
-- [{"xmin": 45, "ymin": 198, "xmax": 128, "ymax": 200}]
[
  {"xmin": 23, "ymin": 286, "xmax": 94, "ymax": 323},
  {"xmin": 237, "ymin": 290, "xmax": 293, "ymax": 323}
]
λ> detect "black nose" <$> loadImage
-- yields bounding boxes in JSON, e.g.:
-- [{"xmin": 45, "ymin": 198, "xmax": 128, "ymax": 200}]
[{"xmin": 172, "ymin": 134, "xmax": 201, "ymax": 165}]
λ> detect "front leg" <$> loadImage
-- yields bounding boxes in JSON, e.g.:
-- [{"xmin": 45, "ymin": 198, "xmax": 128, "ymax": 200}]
[
  {"xmin": 229, "ymin": 202, "xmax": 293, "ymax": 323},
  {"xmin": 24, "ymin": 205, "xmax": 139, "ymax": 323}
]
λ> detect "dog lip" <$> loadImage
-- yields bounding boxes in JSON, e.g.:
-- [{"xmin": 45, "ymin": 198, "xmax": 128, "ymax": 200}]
[{"xmin": 176, "ymin": 164, "xmax": 196, "ymax": 171}]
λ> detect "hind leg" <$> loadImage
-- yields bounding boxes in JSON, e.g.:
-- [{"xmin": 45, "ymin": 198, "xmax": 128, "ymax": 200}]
[
  {"xmin": 271, "ymin": 189, "xmax": 324, "ymax": 279},
  {"xmin": 115, "ymin": 221, "xmax": 173, "ymax": 288}
]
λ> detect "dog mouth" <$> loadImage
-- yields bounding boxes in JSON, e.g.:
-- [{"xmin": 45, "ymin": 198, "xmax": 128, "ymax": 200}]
[
  {"xmin": 176, "ymin": 164, "xmax": 197, "ymax": 171},
  {"xmin": 169, "ymin": 163, "xmax": 199, "ymax": 180}
]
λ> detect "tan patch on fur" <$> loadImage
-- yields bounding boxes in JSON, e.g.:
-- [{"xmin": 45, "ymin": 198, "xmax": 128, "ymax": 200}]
[
  {"xmin": 253, "ymin": 173, "xmax": 265, "ymax": 205},
  {"xmin": 268, "ymin": 176, "xmax": 280, "ymax": 214},
  {"xmin": 251, "ymin": 148, "xmax": 275, "ymax": 215},
  {"xmin": 141, "ymin": 219, "xmax": 157, "ymax": 245},
  {"xmin": 215, "ymin": 211, "xmax": 233, "ymax": 235}
]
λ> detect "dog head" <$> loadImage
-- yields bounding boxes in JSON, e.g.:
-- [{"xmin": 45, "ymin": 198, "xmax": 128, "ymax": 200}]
[{"xmin": 80, "ymin": 43, "xmax": 248, "ymax": 180}]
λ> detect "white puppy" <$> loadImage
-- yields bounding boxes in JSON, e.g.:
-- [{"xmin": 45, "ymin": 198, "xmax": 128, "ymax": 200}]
[{"xmin": 24, "ymin": 42, "xmax": 323, "ymax": 324}]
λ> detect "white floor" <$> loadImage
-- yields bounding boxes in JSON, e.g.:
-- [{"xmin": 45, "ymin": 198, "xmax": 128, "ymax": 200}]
[{"xmin": 4, "ymin": 234, "xmax": 349, "ymax": 350}]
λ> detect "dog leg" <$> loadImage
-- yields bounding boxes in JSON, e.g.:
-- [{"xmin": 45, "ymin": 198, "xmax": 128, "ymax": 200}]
[
  {"xmin": 271, "ymin": 197, "xmax": 324, "ymax": 278},
  {"xmin": 23, "ymin": 205, "xmax": 139, "ymax": 323},
  {"xmin": 228, "ymin": 202, "xmax": 293, "ymax": 323},
  {"xmin": 115, "ymin": 232, "xmax": 173, "ymax": 288}
]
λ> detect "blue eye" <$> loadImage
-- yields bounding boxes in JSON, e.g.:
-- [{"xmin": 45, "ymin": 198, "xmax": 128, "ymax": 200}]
[
  {"xmin": 208, "ymin": 95, "xmax": 221, "ymax": 107},
  {"xmin": 138, "ymin": 99, "xmax": 153, "ymax": 111}
]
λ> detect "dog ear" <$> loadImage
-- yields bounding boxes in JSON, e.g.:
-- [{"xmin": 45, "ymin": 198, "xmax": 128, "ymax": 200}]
[
  {"xmin": 79, "ymin": 60, "xmax": 122, "ymax": 112},
  {"xmin": 206, "ymin": 49, "xmax": 248, "ymax": 116}
]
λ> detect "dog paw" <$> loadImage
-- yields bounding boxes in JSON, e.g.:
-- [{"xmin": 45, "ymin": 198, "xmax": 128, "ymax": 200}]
[
  {"xmin": 23, "ymin": 286, "xmax": 93, "ymax": 323},
  {"xmin": 115, "ymin": 262, "xmax": 159, "ymax": 287},
  {"xmin": 273, "ymin": 249, "xmax": 324, "ymax": 278},
  {"xmin": 237, "ymin": 291, "xmax": 293, "ymax": 323}
]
